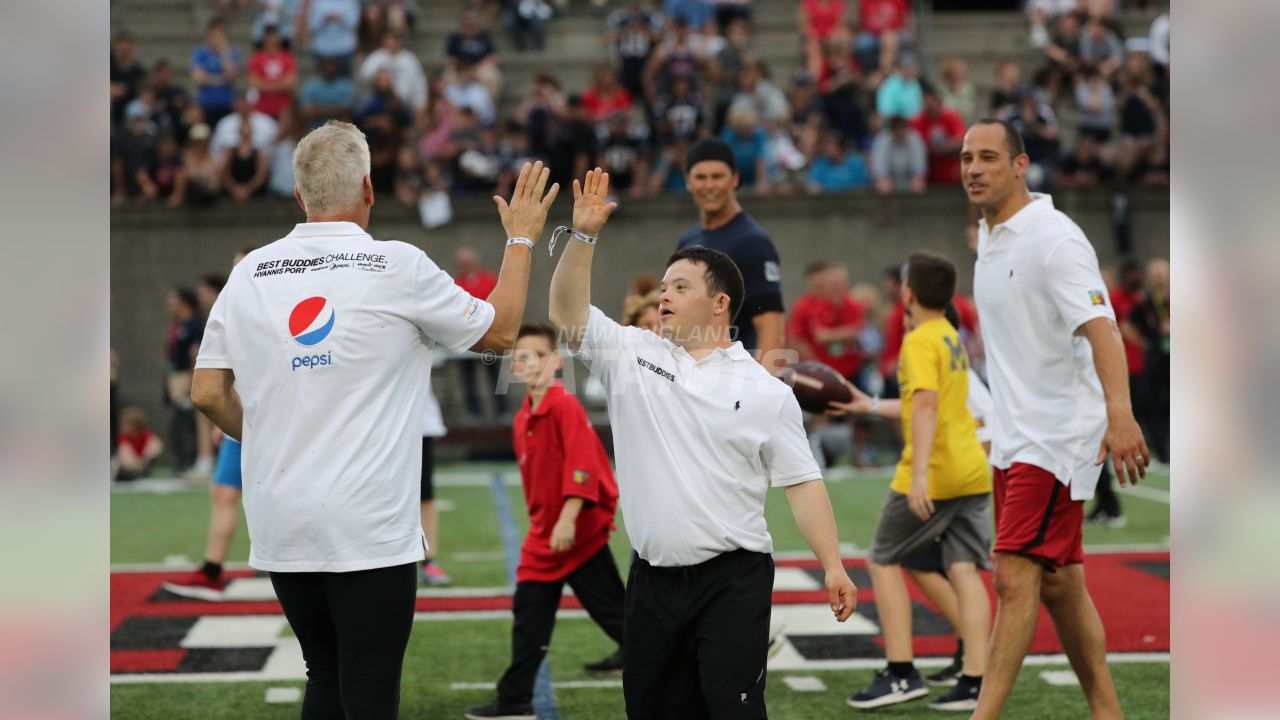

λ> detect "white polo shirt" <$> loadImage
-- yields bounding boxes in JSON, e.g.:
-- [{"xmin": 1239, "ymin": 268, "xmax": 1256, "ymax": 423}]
[
  {"xmin": 974, "ymin": 194, "xmax": 1116, "ymax": 500},
  {"xmin": 966, "ymin": 369, "xmax": 993, "ymax": 445},
  {"xmin": 196, "ymin": 221, "xmax": 495, "ymax": 572},
  {"xmin": 574, "ymin": 306, "xmax": 822, "ymax": 567}
]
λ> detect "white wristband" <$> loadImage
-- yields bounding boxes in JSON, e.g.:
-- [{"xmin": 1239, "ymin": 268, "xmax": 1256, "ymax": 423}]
[{"xmin": 506, "ymin": 236, "xmax": 533, "ymax": 251}]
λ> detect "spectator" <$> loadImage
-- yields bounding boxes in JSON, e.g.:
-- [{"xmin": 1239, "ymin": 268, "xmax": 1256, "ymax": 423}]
[
  {"xmin": 850, "ymin": 282, "xmax": 886, "ymax": 396},
  {"xmin": 708, "ymin": 17, "xmax": 755, "ymax": 133},
  {"xmin": 117, "ymin": 102, "xmax": 158, "ymax": 204},
  {"xmin": 623, "ymin": 290, "xmax": 662, "ymax": 331},
  {"xmin": 813, "ymin": 37, "xmax": 870, "ymax": 147},
  {"xmin": 164, "ymin": 287, "xmax": 206, "ymax": 474},
  {"xmin": 139, "ymin": 133, "xmax": 185, "ymax": 206},
  {"xmin": 910, "ymin": 85, "xmax": 965, "ymax": 185},
  {"xmin": 268, "ymin": 103, "xmax": 308, "ymax": 198},
  {"xmin": 307, "ymin": 0, "xmax": 360, "ymax": 71},
  {"xmin": 855, "ymin": 0, "xmax": 912, "ymax": 75},
  {"xmin": 251, "ymin": 0, "xmax": 303, "ymax": 46},
  {"xmin": 1026, "ymin": 0, "xmax": 1079, "ymax": 48},
  {"xmin": 454, "ymin": 124, "xmax": 506, "ymax": 193},
  {"xmin": 642, "ymin": 19, "xmax": 708, "ymax": 109},
  {"xmin": 663, "ymin": 0, "xmax": 715, "ymax": 35},
  {"xmin": 728, "ymin": 61, "xmax": 789, "ymax": 127},
  {"xmin": 444, "ymin": 64, "xmax": 497, "ymax": 126},
  {"xmin": 211, "ymin": 94, "xmax": 280, "ymax": 161},
  {"xmin": 989, "ymin": 59, "xmax": 1022, "ymax": 112},
  {"xmin": 359, "ymin": 68, "xmax": 415, "ymax": 192},
  {"xmin": 419, "ymin": 74, "xmax": 459, "ymax": 160},
  {"xmin": 111, "ymin": 31, "xmax": 147, "ymax": 128},
  {"xmin": 1148, "ymin": 11, "xmax": 1170, "ymax": 70},
  {"xmin": 647, "ymin": 138, "xmax": 691, "ymax": 194},
  {"xmin": 712, "ymin": 0, "xmax": 752, "ymax": 32},
  {"xmin": 1042, "ymin": 11, "xmax": 1082, "ymax": 100},
  {"xmin": 171, "ymin": 124, "xmax": 221, "ymax": 206},
  {"xmin": 787, "ymin": 262, "xmax": 865, "ymax": 381},
  {"xmin": 116, "ymin": 407, "xmax": 165, "ymax": 481},
  {"xmin": 190, "ymin": 19, "xmax": 242, "ymax": 128},
  {"xmin": 549, "ymin": 95, "xmax": 598, "ymax": 189},
  {"xmin": 360, "ymin": 30, "xmax": 428, "ymax": 113},
  {"xmin": 878, "ymin": 264, "xmax": 906, "ymax": 398},
  {"xmin": 1078, "ymin": 16, "xmax": 1124, "ymax": 80},
  {"xmin": 785, "ymin": 72, "xmax": 824, "ymax": 159},
  {"xmin": 870, "ymin": 115, "xmax": 925, "ymax": 195},
  {"xmin": 938, "ymin": 57, "xmax": 977, "ymax": 124},
  {"xmin": 452, "ymin": 247, "xmax": 507, "ymax": 422},
  {"xmin": 806, "ymin": 131, "xmax": 870, "ymax": 193},
  {"xmin": 151, "ymin": 60, "xmax": 193, "ymax": 142},
  {"xmin": 219, "ymin": 119, "xmax": 270, "ymax": 201},
  {"xmin": 606, "ymin": 2, "xmax": 664, "ymax": 98},
  {"xmin": 1129, "ymin": 129, "xmax": 1169, "ymax": 187},
  {"xmin": 300, "ymin": 56, "xmax": 357, "ymax": 128},
  {"xmin": 247, "ymin": 25, "xmax": 297, "ymax": 119},
  {"xmin": 583, "ymin": 64, "xmax": 635, "ymax": 124},
  {"xmin": 1110, "ymin": 260, "xmax": 1148, "ymax": 408},
  {"xmin": 1057, "ymin": 134, "xmax": 1113, "ymax": 188},
  {"xmin": 875, "ymin": 57, "xmax": 923, "ymax": 120},
  {"xmin": 517, "ymin": 72, "xmax": 564, "ymax": 157},
  {"xmin": 1114, "ymin": 53, "xmax": 1165, "ymax": 178},
  {"xmin": 998, "ymin": 86, "xmax": 1060, "ymax": 191},
  {"xmin": 597, "ymin": 111, "xmax": 651, "ymax": 198},
  {"xmin": 197, "ymin": 274, "xmax": 227, "ymax": 318},
  {"xmin": 719, "ymin": 106, "xmax": 769, "ymax": 193},
  {"xmin": 1128, "ymin": 258, "xmax": 1169, "ymax": 463},
  {"xmin": 652, "ymin": 74, "xmax": 705, "ymax": 146},
  {"xmin": 1074, "ymin": 67, "xmax": 1115, "ymax": 143},
  {"xmin": 446, "ymin": 9, "xmax": 503, "ymax": 101},
  {"xmin": 800, "ymin": 0, "xmax": 849, "ymax": 72},
  {"xmin": 504, "ymin": 0, "xmax": 552, "ymax": 51}
]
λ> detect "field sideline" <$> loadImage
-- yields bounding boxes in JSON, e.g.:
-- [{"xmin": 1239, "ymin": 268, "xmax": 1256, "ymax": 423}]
[{"xmin": 111, "ymin": 464, "xmax": 1170, "ymax": 719}]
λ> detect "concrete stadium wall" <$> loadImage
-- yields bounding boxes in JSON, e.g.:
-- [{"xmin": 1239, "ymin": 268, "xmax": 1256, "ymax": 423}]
[{"xmin": 111, "ymin": 188, "xmax": 1169, "ymax": 442}]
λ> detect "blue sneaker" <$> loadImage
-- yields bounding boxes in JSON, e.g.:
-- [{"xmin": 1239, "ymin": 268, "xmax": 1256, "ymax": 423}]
[
  {"xmin": 847, "ymin": 667, "xmax": 929, "ymax": 709},
  {"xmin": 928, "ymin": 680, "xmax": 980, "ymax": 711}
]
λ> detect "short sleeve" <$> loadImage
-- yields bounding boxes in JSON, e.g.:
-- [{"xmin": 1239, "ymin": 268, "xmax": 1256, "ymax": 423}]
[
  {"xmin": 899, "ymin": 331, "xmax": 939, "ymax": 393},
  {"xmin": 409, "ymin": 250, "xmax": 495, "ymax": 353},
  {"xmin": 763, "ymin": 392, "xmax": 823, "ymax": 487},
  {"xmin": 556, "ymin": 399, "xmax": 606, "ymax": 504},
  {"xmin": 195, "ymin": 288, "xmax": 232, "ymax": 370},
  {"xmin": 572, "ymin": 306, "xmax": 632, "ymax": 381},
  {"xmin": 1045, "ymin": 237, "xmax": 1116, "ymax": 333},
  {"xmin": 738, "ymin": 234, "xmax": 783, "ymax": 299}
]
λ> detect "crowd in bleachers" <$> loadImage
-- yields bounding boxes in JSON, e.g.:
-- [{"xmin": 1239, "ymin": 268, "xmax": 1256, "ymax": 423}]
[{"xmin": 110, "ymin": 0, "xmax": 1169, "ymax": 218}]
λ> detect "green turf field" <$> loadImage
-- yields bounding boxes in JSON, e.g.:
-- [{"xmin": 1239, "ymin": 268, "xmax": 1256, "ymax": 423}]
[{"xmin": 111, "ymin": 465, "xmax": 1170, "ymax": 718}]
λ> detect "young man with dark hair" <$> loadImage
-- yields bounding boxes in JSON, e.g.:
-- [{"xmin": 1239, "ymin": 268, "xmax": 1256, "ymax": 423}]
[
  {"xmin": 962, "ymin": 118, "xmax": 1148, "ymax": 719},
  {"xmin": 550, "ymin": 168, "xmax": 857, "ymax": 719},
  {"xmin": 465, "ymin": 322, "xmax": 625, "ymax": 720},
  {"xmin": 677, "ymin": 137, "xmax": 787, "ymax": 369},
  {"xmin": 830, "ymin": 250, "xmax": 993, "ymax": 711}
]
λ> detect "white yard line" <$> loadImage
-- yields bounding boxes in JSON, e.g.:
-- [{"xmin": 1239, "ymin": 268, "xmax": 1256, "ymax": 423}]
[{"xmin": 1121, "ymin": 485, "xmax": 1171, "ymax": 504}]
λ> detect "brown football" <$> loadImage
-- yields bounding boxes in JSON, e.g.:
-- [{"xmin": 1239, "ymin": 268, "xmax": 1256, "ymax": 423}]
[{"xmin": 778, "ymin": 361, "xmax": 853, "ymax": 414}]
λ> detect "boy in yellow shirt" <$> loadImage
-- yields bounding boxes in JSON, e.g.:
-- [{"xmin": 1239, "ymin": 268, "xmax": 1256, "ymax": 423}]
[{"xmin": 830, "ymin": 251, "xmax": 993, "ymax": 712}]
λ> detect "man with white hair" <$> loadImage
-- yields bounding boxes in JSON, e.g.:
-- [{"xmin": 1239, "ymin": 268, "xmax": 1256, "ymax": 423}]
[{"xmin": 191, "ymin": 121, "xmax": 559, "ymax": 717}]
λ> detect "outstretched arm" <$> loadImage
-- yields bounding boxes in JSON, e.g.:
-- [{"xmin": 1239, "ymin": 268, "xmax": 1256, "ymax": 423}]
[
  {"xmin": 549, "ymin": 167, "xmax": 617, "ymax": 346},
  {"xmin": 784, "ymin": 480, "xmax": 858, "ymax": 622}
]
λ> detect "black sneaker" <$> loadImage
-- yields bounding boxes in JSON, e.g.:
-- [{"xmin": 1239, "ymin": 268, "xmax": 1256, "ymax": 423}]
[
  {"xmin": 846, "ymin": 667, "xmax": 929, "ymax": 709},
  {"xmin": 926, "ymin": 657, "xmax": 963, "ymax": 687},
  {"xmin": 462, "ymin": 698, "xmax": 535, "ymax": 720},
  {"xmin": 582, "ymin": 649, "xmax": 623, "ymax": 675},
  {"xmin": 928, "ymin": 680, "xmax": 980, "ymax": 711}
]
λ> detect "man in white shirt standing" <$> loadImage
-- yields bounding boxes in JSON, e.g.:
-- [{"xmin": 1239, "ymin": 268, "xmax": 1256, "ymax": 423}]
[
  {"xmin": 359, "ymin": 30, "xmax": 428, "ymax": 113},
  {"xmin": 549, "ymin": 168, "xmax": 858, "ymax": 719},
  {"xmin": 190, "ymin": 122, "xmax": 559, "ymax": 718},
  {"xmin": 960, "ymin": 119, "xmax": 1148, "ymax": 719}
]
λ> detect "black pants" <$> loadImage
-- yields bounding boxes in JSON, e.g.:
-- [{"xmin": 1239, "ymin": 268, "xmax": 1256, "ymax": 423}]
[
  {"xmin": 498, "ymin": 544, "xmax": 626, "ymax": 704},
  {"xmin": 270, "ymin": 563, "xmax": 417, "ymax": 719},
  {"xmin": 624, "ymin": 549, "xmax": 773, "ymax": 720},
  {"xmin": 1089, "ymin": 462, "xmax": 1122, "ymax": 518}
]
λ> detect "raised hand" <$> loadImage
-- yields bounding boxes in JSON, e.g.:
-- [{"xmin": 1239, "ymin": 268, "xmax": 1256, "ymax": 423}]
[
  {"xmin": 494, "ymin": 161, "xmax": 560, "ymax": 243},
  {"xmin": 572, "ymin": 167, "xmax": 618, "ymax": 238}
]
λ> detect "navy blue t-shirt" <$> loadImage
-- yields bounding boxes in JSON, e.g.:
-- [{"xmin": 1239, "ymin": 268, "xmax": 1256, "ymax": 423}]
[{"xmin": 676, "ymin": 211, "xmax": 784, "ymax": 352}]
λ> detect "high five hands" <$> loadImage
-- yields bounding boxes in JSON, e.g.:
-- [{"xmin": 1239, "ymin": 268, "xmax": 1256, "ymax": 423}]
[
  {"xmin": 493, "ymin": 161, "xmax": 560, "ymax": 243},
  {"xmin": 572, "ymin": 167, "xmax": 618, "ymax": 237}
]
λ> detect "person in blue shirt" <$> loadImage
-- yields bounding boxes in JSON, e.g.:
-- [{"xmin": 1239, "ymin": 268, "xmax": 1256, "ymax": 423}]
[
  {"xmin": 718, "ymin": 107, "xmax": 769, "ymax": 191},
  {"xmin": 807, "ymin": 131, "xmax": 871, "ymax": 192},
  {"xmin": 301, "ymin": 57, "xmax": 356, "ymax": 129},
  {"xmin": 307, "ymin": 0, "xmax": 360, "ymax": 72},
  {"xmin": 676, "ymin": 138, "xmax": 786, "ymax": 368},
  {"xmin": 190, "ymin": 19, "xmax": 241, "ymax": 128},
  {"xmin": 663, "ymin": 0, "xmax": 715, "ymax": 34}
]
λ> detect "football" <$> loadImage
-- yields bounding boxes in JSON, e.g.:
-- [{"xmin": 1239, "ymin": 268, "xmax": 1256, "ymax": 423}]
[{"xmin": 778, "ymin": 361, "xmax": 853, "ymax": 414}]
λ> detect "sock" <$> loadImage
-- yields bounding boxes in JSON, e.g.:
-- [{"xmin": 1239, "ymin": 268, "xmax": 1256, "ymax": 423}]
[
  {"xmin": 958, "ymin": 674, "xmax": 982, "ymax": 688},
  {"xmin": 888, "ymin": 661, "xmax": 915, "ymax": 679},
  {"xmin": 201, "ymin": 560, "xmax": 223, "ymax": 582}
]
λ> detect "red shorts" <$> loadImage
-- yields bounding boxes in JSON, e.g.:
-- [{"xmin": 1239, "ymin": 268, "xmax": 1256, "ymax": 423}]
[{"xmin": 992, "ymin": 463, "xmax": 1084, "ymax": 571}]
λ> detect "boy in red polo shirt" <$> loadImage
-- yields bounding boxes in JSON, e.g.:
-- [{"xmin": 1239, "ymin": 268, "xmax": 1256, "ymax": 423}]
[{"xmin": 465, "ymin": 323, "xmax": 625, "ymax": 720}]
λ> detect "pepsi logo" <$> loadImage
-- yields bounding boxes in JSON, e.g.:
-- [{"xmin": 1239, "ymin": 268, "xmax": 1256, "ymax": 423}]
[{"xmin": 289, "ymin": 297, "xmax": 335, "ymax": 346}]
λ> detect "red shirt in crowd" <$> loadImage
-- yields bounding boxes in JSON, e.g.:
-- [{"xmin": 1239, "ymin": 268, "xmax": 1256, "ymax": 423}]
[
  {"xmin": 858, "ymin": 0, "xmax": 910, "ymax": 34},
  {"xmin": 248, "ymin": 49, "xmax": 296, "ymax": 119},
  {"xmin": 880, "ymin": 299, "xmax": 905, "ymax": 378},
  {"xmin": 788, "ymin": 291, "xmax": 866, "ymax": 379},
  {"xmin": 513, "ymin": 383, "xmax": 619, "ymax": 584},
  {"xmin": 910, "ymin": 106, "xmax": 966, "ymax": 184},
  {"xmin": 581, "ymin": 86, "xmax": 634, "ymax": 124},
  {"xmin": 1109, "ymin": 286, "xmax": 1147, "ymax": 375},
  {"xmin": 803, "ymin": 0, "xmax": 847, "ymax": 40},
  {"xmin": 455, "ymin": 268, "xmax": 498, "ymax": 300},
  {"xmin": 118, "ymin": 429, "xmax": 158, "ymax": 458}
]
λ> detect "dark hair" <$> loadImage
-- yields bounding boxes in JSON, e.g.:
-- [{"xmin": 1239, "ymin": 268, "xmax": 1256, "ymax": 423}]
[
  {"xmin": 906, "ymin": 251, "xmax": 957, "ymax": 310},
  {"xmin": 944, "ymin": 303, "xmax": 960, "ymax": 329},
  {"xmin": 172, "ymin": 287, "xmax": 199, "ymax": 311},
  {"xmin": 882, "ymin": 264, "xmax": 904, "ymax": 284},
  {"xmin": 972, "ymin": 117, "xmax": 1026, "ymax": 159},
  {"xmin": 517, "ymin": 322, "xmax": 558, "ymax": 347},
  {"xmin": 206, "ymin": 18, "xmax": 225, "ymax": 32},
  {"xmin": 805, "ymin": 261, "xmax": 831, "ymax": 277},
  {"xmin": 199, "ymin": 274, "xmax": 226, "ymax": 293},
  {"xmin": 665, "ymin": 247, "xmax": 745, "ymax": 322},
  {"xmin": 905, "ymin": 251, "xmax": 957, "ymax": 311}
]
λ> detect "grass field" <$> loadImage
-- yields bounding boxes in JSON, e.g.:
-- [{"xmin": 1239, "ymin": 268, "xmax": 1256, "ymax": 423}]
[{"xmin": 111, "ymin": 465, "xmax": 1170, "ymax": 718}]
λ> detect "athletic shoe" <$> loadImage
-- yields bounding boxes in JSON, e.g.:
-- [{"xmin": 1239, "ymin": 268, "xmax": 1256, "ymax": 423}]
[
  {"xmin": 183, "ymin": 456, "xmax": 214, "ymax": 479},
  {"xmin": 846, "ymin": 667, "xmax": 929, "ymax": 709},
  {"xmin": 928, "ymin": 680, "xmax": 980, "ymax": 711},
  {"xmin": 161, "ymin": 571, "xmax": 226, "ymax": 601},
  {"xmin": 421, "ymin": 561, "xmax": 452, "ymax": 587},
  {"xmin": 1085, "ymin": 513, "xmax": 1127, "ymax": 529},
  {"xmin": 583, "ymin": 649, "xmax": 623, "ymax": 675},
  {"xmin": 462, "ymin": 698, "xmax": 535, "ymax": 720},
  {"xmin": 926, "ymin": 652, "xmax": 963, "ymax": 687}
]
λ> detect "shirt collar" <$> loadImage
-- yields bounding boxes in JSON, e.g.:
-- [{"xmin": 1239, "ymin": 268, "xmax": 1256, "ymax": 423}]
[
  {"xmin": 670, "ymin": 342, "xmax": 753, "ymax": 365},
  {"xmin": 287, "ymin": 221, "xmax": 368, "ymax": 238},
  {"xmin": 983, "ymin": 192, "xmax": 1053, "ymax": 237},
  {"xmin": 524, "ymin": 382, "xmax": 564, "ymax": 418}
]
